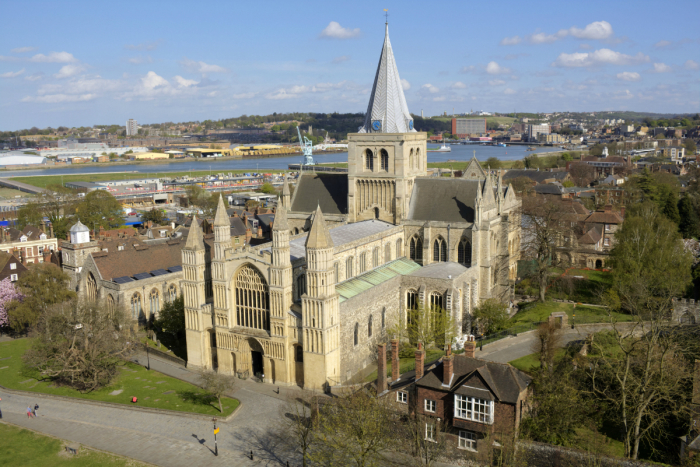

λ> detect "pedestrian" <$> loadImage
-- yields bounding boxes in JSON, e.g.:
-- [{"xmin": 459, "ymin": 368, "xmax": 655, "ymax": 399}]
[
  {"xmin": 33, "ymin": 403, "xmax": 38, "ymax": 417},
  {"xmin": 27, "ymin": 406, "xmax": 33, "ymax": 418}
]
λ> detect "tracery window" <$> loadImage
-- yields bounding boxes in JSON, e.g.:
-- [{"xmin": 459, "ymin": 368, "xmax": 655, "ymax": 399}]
[
  {"xmin": 149, "ymin": 289, "xmax": 160, "ymax": 317},
  {"xmin": 458, "ymin": 238, "xmax": 472, "ymax": 265},
  {"xmin": 409, "ymin": 236, "xmax": 423, "ymax": 261},
  {"xmin": 131, "ymin": 293, "xmax": 142, "ymax": 320},
  {"xmin": 380, "ymin": 149, "xmax": 389, "ymax": 171},
  {"xmin": 106, "ymin": 294, "xmax": 115, "ymax": 316},
  {"xmin": 430, "ymin": 292, "xmax": 443, "ymax": 311},
  {"xmin": 433, "ymin": 237, "xmax": 447, "ymax": 262},
  {"xmin": 365, "ymin": 149, "xmax": 374, "ymax": 171},
  {"xmin": 235, "ymin": 264, "xmax": 270, "ymax": 331},
  {"xmin": 360, "ymin": 252, "xmax": 367, "ymax": 273},
  {"xmin": 86, "ymin": 272, "xmax": 97, "ymax": 301},
  {"xmin": 168, "ymin": 284, "xmax": 177, "ymax": 302},
  {"xmin": 346, "ymin": 256, "xmax": 354, "ymax": 278}
]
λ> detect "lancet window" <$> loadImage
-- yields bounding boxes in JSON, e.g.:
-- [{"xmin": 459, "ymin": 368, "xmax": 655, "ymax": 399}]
[
  {"xmin": 409, "ymin": 236, "xmax": 423, "ymax": 261},
  {"xmin": 433, "ymin": 237, "xmax": 447, "ymax": 262},
  {"xmin": 458, "ymin": 238, "xmax": 472, "ymax": 265}
]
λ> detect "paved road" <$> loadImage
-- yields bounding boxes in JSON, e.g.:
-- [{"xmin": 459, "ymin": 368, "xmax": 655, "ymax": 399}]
[{"xmin": 0, "ymin": 353, "xmax": 302, "ymax": 467}]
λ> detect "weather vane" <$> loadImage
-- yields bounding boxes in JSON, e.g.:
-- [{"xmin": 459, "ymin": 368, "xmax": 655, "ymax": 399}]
[{"xmin": 384, "ymin": 9, "xmax": 388, "ymax": 23}]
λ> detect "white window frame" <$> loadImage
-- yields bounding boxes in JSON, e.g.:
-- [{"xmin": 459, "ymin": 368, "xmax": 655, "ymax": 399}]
[
  {"xmin": 397, "ymin": 391, "xmax": 408, "ymax": 404},
  {"xmin": 425, "ymin": 422, "xmax": 436, "ymax": 442},
  {"xmin": 604, "ymin": 238, "xmax": 610, "ymax": 247},
  {"xmin": 458, "ymin": 430, "xmax": 477, "ymax": 451},
  {"xmin": 10, "ymin": 274, "xmax": 18, "ymax": 282},
  {"xmin": 454, "ymin": 395, "xmax": 494, "ymax": 424},
  {"xmin": 10, "ymin": 263, "xmax": 16, "ymax": 270},
  {"xmin": 424, "ymin": 399, "xmax": 436, "ymax": 413},
  {"xmin": 605, "ymin": 224, "xmax": 610, "ymax": 231}
]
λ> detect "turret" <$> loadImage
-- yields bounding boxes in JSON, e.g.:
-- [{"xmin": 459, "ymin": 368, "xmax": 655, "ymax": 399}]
[{"xmin": 282, "ymin": 174, "xmax": 291, "ymax": 208}]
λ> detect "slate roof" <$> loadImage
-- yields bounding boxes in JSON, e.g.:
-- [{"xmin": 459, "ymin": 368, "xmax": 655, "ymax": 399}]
[
  {"xmin": 230, "ymin": 217, "xmax": 248, "ymax": 237},
  {"xmin": 503, "ymin": 169, "xmax": 569, "ymax": 184},
  {"xmin": 578, "ymin": 226, "xmax": 602, "ymax": 245},
  {"xmin": 585, "ymin": 209, "xmax": 624, "ymax": 224},
  {"xmin": 290, "ymin": 173, "xmax": 348, "ymax": 215},
  {"xmin": 417, "ymin": 355, "xmax": 531, "ymax": 405},
  {"xmin": 4, "ymin": 225, "xmax": 47, "ymax": 242},
  {"xmin": 534, "ymin": 184, "xmax": 564, "ymax": 195},
  {"xmin": 336, "ymin": 258, "xmax": 421, "ymax": 303},
  {"xmin": 92, "ymin": 239, "xmax": 185, "ymax": 281},
  {"xmin": 407, "ymin": 178, "xmax": 479, "ymax": 223}
]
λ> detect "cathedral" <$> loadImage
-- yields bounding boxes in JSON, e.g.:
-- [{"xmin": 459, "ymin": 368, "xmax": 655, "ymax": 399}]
[{"xmin": 182, "ymin": 23, "xmax": 522, "ymax": 389}]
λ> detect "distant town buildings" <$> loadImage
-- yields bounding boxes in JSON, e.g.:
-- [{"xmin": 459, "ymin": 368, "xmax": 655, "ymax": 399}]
[
  {"xmin": 451, "ymin": 118, "xmax": 487, "ymax": 138},
  {"xmin": 126, "ymin": 119, "xmax": 138, "ymax": 137}
]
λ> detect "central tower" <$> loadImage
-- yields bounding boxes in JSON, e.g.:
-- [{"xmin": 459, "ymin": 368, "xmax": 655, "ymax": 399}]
[{"xmin": 347, "ymin": 22, "xmax": 427, "ymax": 224}]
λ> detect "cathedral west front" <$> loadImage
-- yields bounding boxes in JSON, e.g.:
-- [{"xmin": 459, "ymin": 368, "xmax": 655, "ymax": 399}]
[{"xmin": 181, "ymin": 22, "xmax": 522, "ymax": 389}]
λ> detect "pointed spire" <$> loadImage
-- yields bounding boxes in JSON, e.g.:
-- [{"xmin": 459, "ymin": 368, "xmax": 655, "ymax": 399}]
[
  {"xmin": 273, "ymin": 203, "xmax": 288, "ymax": 231},
  {"xmin": 213, "ymin": 194, "xmax": 229, "ymax": 227},
  {"xmin": 305, "ymin": 205, "xmax": 333, "ymax": 249},
  {"xmin": 282, "ymin": 174, "xmax": 290, "ymax": 196},
  {"xmin": 358, "ymin": 23, "xmax": 415, "ymax": 134},
  {"xmin": 185, "ymin": 214, "xmax": 204, "ymax": 249}
]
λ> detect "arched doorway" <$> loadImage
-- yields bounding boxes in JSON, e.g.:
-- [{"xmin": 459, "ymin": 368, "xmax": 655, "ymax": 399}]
[
  {"xmin": 595, "ymin": 259, "xmax": 603, "ymax": 269},
  {"xmin": 680, "ymin": 312, "xmax": 696, "ymax": 325},
  {"xmin": 248, "ymin": 337, "xmax": 265, "ymax": 378},
  {"xmin": 374, "ymin": 207, "xmax": 380, "ymax": 219}
]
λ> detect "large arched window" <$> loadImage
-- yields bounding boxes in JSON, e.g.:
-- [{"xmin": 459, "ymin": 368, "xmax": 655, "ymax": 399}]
[
  {"xmin": 368, "ymin": 315, "xmax": 373, "ymax": 338},
  {"xmin": 380, "ymin": 149, "xmax": 389, "ymax": 171},
  {"xmin": 409, "ymin": 236, "xmax": 423, "ymax": 261},
  {"xmin": 360, "ymin": 252, "xmax": 367, "ymax": 273},
  {"xmin": 430, "ymin": 292, "xmax": 443, "ymax": 311},
  {"xmin": 168, "ymin": 284, "xmax": 177, "ymax": 302},
  {"xmin": 433, "ymin": 237, "xmax": 447, "ymax": 262},
  {"xmin": 385, "ymin": 243, "xmax": 391, "ymax": 263},
  {"xmin": 346, "ymin": 256, "xmax": 354, "ymax": 278},
  {"xmin": 396, "ymin": 239, "xmax": 403, "ymax": 258},
  {"xmin": 86, "ymin": 272, "xmax": 97, "ymax": 301},
  {"xmin": 365, "ymin": 149, "xmax": 374, "ymax": 171},
  {"xmin": 354, "ymin": 322, "xmax": 359, "ymax": 346},
  {"xmin": 106, "ymin": 294, "xmax": 115, "ymax": 316},
  {"xmin": 372, "ymin": 247, "xmax": 380, "ymax": 268},
  {"xmin": 458, "ymin": 238, "xmax": 472, "ymax": 265},
  {"xmin": 149, "ymin": 289, "xmax": 160, "ymax": 317},
  {"xmin": 131, "ymin": 293, "xmax": 142, "ymax": 320},
  {"xmin": 235, "ymin": 264, "xmax": 270, "ymax": 331},
  {"xmin": 406, "ymin": 289, "xmax": 418, "ymax": 326},
  {"xmin": 333, "ymin": 262, "xmax": 340, "ymax": 283}
]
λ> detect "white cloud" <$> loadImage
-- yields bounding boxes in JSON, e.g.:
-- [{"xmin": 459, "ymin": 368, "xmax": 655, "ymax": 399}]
[
  {"xmin": 30, "ymin": 51, "xmax": 77, "ymax": 63},
  {"xmin": 141, "ymin": 71, "xmax": 169, "ymax": 90},
  {"xmin": 319, "ymin": 21, "xmax": 360, "ymax": 39},
  {"xmin": 504, "ymin": 88, "xmax": 516, "ymax": 95},
  {"xmin": 486, "ymin": 61, "xmax": 511, "ymax": 74},
  {"xmin": 265, "ymin": 81, "xmax": 350, "ymax": 100},
  {"xmin": 579, "ymin": 43, "xmax": 592, "ymax": 50},
  {"xmin": 652, "ymin": 62, "xmax": 672, "ymax": 73},
  {"xmin": 128, "ymin": 55, "xmax": 153, "ymax": 65},
  {"xmin": 488, "ymin": 79, "xmax": 505, "ymax": 86},
  {"xmin": 451, "ymin": 81, "xmax": 466, "ymax": 89},
  {"xmin": 530, "ymin": 32, "xmax": 560, "ymax": 44},
  {"xmin": 568, "ymin": 21, "xmax": 614, "ymax": 40},
  {"xmin": 174, "ymin": 75, "xmax": 198, "ymax": 87},
  {"xmin": 11, "ymin": 47, "xmax": 36, "ymax": 53},
  {"xmin": 421, "ymin": 83, "xmax": 439, "ymax": 93},
  {"xmin": 0, "ymin": 68, "xmax": 25, "ymax": 78},
  {"xmin": 617, "ymin": 71, "xmax": 641, "ymax": 82},
  {"xmin": 54, "ymin": 64, "xmax": 85, "ymax": 79},
  {"xmin": 685, "ymin": 59, "xmax": 700, "ymax": 70},
  {"xmin": 654, "ymin": 40, "xmax": 672, "ymax": 48},
  {"xmin": 552, "ymin": 48, "xmax": 649, "ymax": 67},
  {"xmin": 24, "ymin": 72, "xmax": 43, "ymax": 81},
  {"xmin": 500, "ymin": 36, "xmax": 522, "ymax": 46},
  {"xmin": 401, "ymin": 79, "xmax": 411, "ymax": 90},
  {"xmin": 180, "ymin": 58, "xmax": 227, "ymax": 74},
  {"xmin": 22, "ymin": 93, "xmax": 96, "ymax": 103},
  {"xmin": 332, "ymin": 55, "xmax": 350, "ymax": 64}
]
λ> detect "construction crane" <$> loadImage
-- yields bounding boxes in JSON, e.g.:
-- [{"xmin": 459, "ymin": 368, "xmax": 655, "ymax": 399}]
[{"xmin": 297, "ymin": 126, "xmax": 315, "ymax": 166}]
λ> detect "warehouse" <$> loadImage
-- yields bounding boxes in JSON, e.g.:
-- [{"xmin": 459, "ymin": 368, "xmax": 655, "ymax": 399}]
[{"xmin": 0, "ymin": 153, "xmax": 47, "ymax": 166}]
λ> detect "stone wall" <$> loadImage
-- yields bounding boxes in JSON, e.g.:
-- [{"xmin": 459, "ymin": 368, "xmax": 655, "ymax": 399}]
[
  {"xmin": 338, "ymin": 275, "xmax": 402, "ymax": 383},
  {"xmin": 518, "ymin": 441, "xmax": 661, "ymax": 467},
  {"xmin": 672, "ymin": 298, "xmax": 700, "ymax": 325}
]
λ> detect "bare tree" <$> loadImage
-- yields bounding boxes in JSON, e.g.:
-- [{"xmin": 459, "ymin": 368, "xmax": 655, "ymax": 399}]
[
  {"xmin": 397, "ymin": 413, "xmax": 452, "ymax": 467},
  {"xmin": 532, "ymin": 321, "xmax": 564, "ymax": 372},
  {"xmin": 278, "ymin": 391, "xmax": 318, "ymax": 467},
  {"xmin": 568, "ymin": 162, "xmax": 597, "ymax": 187},
  {"xmin": 198, "ymin": 370, "xmax": 236, "ymax": 413},
  {"xmin": 23, "ymin": 299, "xmax": 133, "ymax": 392}
]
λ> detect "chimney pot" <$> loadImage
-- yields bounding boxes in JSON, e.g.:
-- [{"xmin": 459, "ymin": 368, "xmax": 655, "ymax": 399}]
[{"xmin": 464, "ymin": 335, "xmax": 476, "ymax": 359}]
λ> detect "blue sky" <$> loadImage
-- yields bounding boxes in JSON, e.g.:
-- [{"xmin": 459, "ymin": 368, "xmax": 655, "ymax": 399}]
[{"xmin": 1, "ymin": 0, "xmax": 698, "ymax": 130}]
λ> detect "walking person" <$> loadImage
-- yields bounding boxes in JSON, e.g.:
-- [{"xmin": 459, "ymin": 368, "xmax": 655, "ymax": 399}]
[
  {"xmin": 27, "ymin": 406, "xmax": 33, "ymax": 418},
  {"xmin": 33, "ymin": 403, "xmax": 38, "ymax": 417}
]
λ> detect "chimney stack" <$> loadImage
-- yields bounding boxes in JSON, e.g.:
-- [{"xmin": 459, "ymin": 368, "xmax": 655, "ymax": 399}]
[
  {"xmin": 464, "ymin": 335, "xmax": 476, "ymax": 359},
  {"xmin": 415, "ymin": 343, "xmax": 425, "ymax": 381},
  {"xmin": 443, "ymin": 344, "xmax": 453, "ymax": 386},
  {"xmin": 377, "ymin": 343, "xmax": 387, "ymax": 394},
  {"xmin": 391, "ymin": 339, "xmax": 400, "ymax": 382}
]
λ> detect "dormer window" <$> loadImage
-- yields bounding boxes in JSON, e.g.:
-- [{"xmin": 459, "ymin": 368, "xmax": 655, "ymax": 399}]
[
  {"xmin": 20, "ymin": 236, "xmax": 27, "ymax": 243},
  {"xmin": 40, "ymin": 233, "xmax": 47, "ymax": 240},
  {"xmin": 118, "ymin": 245, "xmax": 124, "ymax": 251}
]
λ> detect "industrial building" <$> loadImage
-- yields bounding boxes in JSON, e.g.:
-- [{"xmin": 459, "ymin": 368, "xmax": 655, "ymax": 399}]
[
  {"xmin": 451, "ymin": 118, "xmax": 487, "ymax": 137},
  {"xmin": 133, "ymin": 152, "xmax": 171, "ymax": 160},
  {"xmin": 0, "ymin": 153, "xmax": 47, "ymax": 166}
]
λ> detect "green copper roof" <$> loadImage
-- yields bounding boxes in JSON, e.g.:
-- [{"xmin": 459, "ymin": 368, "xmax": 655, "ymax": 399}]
[{"xmin": 336, "ymin": 257, "xmax": 421, "ymax": 303}]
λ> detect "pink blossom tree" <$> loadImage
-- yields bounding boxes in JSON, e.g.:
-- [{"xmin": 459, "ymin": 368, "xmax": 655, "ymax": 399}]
[{"xmin": 0, "ymin": 277, "xmax": 23, "ymax": 328}]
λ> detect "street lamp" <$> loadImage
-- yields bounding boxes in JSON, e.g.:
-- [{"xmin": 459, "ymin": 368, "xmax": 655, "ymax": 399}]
[{"xmin": 212, "ymin": 417, "xmax": 218, "ymax": 456}]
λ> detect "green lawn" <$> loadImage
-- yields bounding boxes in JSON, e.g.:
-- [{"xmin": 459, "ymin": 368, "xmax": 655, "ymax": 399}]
[
  {"xmin": 508, "ymin": 349, "xmax": 567, "ymax": 373},
  {"xmin": 365, "ymin": 348, "xmax": 445, "ymax": 382},
  {"xmin": 548, "ymin": 268, "xmax": 614, "ymax": 304},
  {"xmin": 141, "ymin": 334, "xmax": 187, "ymax": 362},
  {"xmin": 0, "ymin": 423, "xmax": 148, "ymax": 467},
  {"xmin": 0, "ymin": 338, "xmax": 238, "ymax": 417},
  {"xmin": 11, "ymin": 169, "xmax": 287, "ymax": 189},
  {"xmin": 510, "ymin": 301, "xmax": 634, "ymax": 326}
]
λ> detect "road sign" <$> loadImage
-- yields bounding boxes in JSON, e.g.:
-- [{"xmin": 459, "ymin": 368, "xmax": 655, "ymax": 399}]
[{"xmin": 214, "ymin": 428, "xmax": 220, "ymax": 435}]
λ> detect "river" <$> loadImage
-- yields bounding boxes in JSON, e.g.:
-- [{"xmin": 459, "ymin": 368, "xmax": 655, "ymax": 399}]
[{"xmin": 0, "ymin": 143, "xmax": 563, "ymax": 178}]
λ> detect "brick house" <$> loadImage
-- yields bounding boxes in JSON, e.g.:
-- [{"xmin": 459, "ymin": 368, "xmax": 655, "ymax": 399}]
[
  {"xmin": 0, "ymin": 251, "xmax": 28, "ymax": 282},
  {"xmin": 381, "ymin": 337, "xmax": 532, "ymax": 456}
]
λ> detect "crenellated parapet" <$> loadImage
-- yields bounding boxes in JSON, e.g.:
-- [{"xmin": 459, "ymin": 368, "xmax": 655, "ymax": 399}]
[{"xmin": 672, "ymin": 298, "xmax": 700, "ymax": 324}]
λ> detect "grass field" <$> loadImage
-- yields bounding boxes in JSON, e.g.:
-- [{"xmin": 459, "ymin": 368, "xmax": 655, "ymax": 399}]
[
  {"xmin": 0, "ymin": 188, "xmax": 34, "ymax": 199},
  {"xmin": 10, "ymin": 169, "xmax": 287, "ymax": 189},
  {"xmin": 0, "ymin": 338, "xmax": 238, "ymax": 417},
  {"xmin": 0, "ymin": 423, "xmax": 148, "ymax": 467},
  {"xmin": 510, "ymin": 301, "xmax": 634, "ymax": 326}
]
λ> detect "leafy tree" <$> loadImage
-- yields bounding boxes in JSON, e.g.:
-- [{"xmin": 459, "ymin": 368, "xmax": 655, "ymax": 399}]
[
  {"xmin": 17, "ymin": 200, "xmax": 43, "ymax": 229},
  {"xmin": 198, "ymin": 370, "xmax": 236, "ymax": 413},
  {"xmin": 678, "ymin": 195, "xmax": 699, "ymax": 238},
  {"xmin": 399, "ymin": 302, "xmax": 457, "ymax": 349},
  {"xmin": 6, "ymin": 263, "xmax": 75, "ymax": 331},
  {"xmin": 685, "ymin": 139, "xmax": 697, "ymax": 154},
  {"xmin": 509, "ymin": 176, "xmax": 534, "ymax": 196},
  {"xmin": 562, "ymin": 180, "xmax": 575, "ymax": 188},
  {"xmin": 0, "ymin": 278, "xmax": 23, "ymax": 329},
  {"xmin": 258, "ymin": 182, "xmax": 276, "ymax": 194},
  {"xmin": 75, "ymin": 190, "xmax": 124, "ymax": 230},
  {"xmin": 662, "ymin": 192, "xmax": 680, "ymax": 225},
  {"xmin": 154, "ymin": 295, "xmax": 184, "ymax": 344},
  {"xmin": 561, "ymin": 152, "xmax": 573, "ymax": 162},
  {"xmin": 473, "ymin": 298, "xmax": 510, "ymax": 335},
  {"xmin": 141, "ymin": 208, "xmax": 167, "ymax": 225},
  {"xmin": 42, "ymin": 184, "xmax": 79, "ymax": 240},
  {"xmin": 485, "ymin": 157, "xmax": 502, "ymax": 169},
  {"xmin": 24, "ymin": 299, "xmax": 133, "ymax": 392}
]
